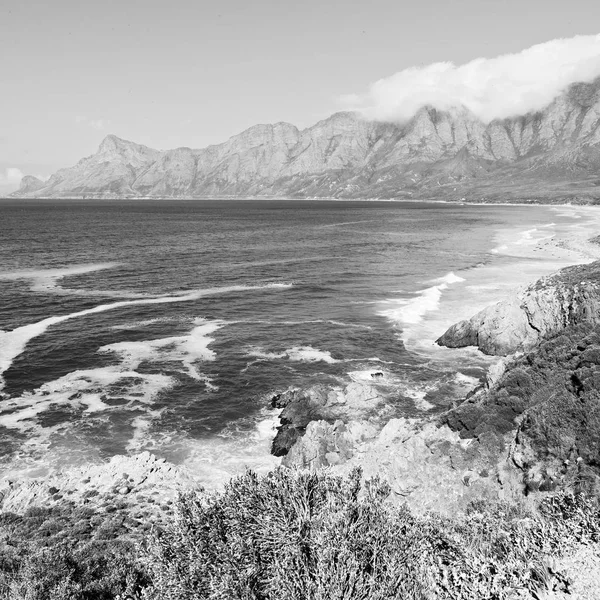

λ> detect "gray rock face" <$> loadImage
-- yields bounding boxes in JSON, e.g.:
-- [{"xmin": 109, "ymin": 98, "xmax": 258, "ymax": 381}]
[
  {"xmin": 13, "ymin": 79, "xmax": 600, "ymax": 202},
  {"xmin": 437, "ymin": 261, "xmax": 600, "ymax": 355},
  {"xmin": 283, "ymin": 417, "xmax": 509, "ymax": 515},
  {"xmin": 270, "ymin": 383, "xmax": 386, "ymax": 457},
  {"xmin": 17, "ymin": 175, "xmax": 45, "ymax": 194}
]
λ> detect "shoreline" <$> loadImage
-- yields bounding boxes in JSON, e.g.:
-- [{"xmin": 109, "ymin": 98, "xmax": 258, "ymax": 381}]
[
  {"xmin": 2, "ymin": 203, "xmax": 600, "ymax": 513},
  {"xmin": 2, "ymin": 195, "xmax": 600, "ymax": 208}
]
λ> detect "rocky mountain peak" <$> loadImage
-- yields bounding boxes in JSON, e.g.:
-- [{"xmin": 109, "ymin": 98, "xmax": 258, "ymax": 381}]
[
  {"xmin": 98, "ymin": 134, "xmax": 129, "ymax": 154},
  {"xmin": 17, "ymin": 175, "xmax": 45, "ymax": 194},
  {"xmin": 12, "ymin": 79, "xmax": 600, "ymax": 202}
]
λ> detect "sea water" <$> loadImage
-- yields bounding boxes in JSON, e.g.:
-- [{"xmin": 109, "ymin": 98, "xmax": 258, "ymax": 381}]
[{"xmin": 1, "ymin": 199, "xmax": 598, "ymax": 486}]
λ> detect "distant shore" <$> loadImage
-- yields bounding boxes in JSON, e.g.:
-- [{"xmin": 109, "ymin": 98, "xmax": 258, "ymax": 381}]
[{"xmin": 3, "ymin": 194, "xmax": 600, "ymax": 206}]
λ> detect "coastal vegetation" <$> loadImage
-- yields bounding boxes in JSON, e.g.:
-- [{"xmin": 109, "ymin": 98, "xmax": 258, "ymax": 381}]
[{"xmin": 0, "ymin": 467, "xmax": 599, "ymax": 599}]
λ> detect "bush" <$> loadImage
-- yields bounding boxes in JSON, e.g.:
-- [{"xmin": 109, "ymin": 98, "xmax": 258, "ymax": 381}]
[
  {"xmin": 140, "ymin": 468, "xmax": 600, "ymax": 600},
  {"xmin": 0, "ymin": 503, "xmax": 149, "ymax": 600},
  {"xmin": 142, "ymin": 467, "xmax": 434, "ymax": 600}
]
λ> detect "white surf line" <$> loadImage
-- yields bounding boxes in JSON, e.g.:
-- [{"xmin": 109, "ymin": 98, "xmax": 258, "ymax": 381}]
[{"xmin": 0, "ymin": 282, "xmax": 292, "ymax": 390}]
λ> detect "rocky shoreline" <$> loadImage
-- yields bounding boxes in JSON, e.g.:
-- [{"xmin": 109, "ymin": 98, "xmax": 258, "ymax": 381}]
[
  {"xmin": 267, "ymin": 257, "xmax": 600, "ymax": 517},
  {"xmin": 436, "ymin": 261, "xmax": 600, "ymax": 356},
  {"xmin": 4, "ymin": 256, "xmax": 600, "ymax": 523}
]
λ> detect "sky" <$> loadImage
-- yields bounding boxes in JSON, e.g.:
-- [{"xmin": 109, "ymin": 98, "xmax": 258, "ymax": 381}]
[{"xmin": 1, "ymin": 0, "xmax": 600, "ymax": 194}]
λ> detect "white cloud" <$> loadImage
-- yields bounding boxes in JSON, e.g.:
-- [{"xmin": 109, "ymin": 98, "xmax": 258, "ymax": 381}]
[
  {"xmin": 0, "ymin": 167, "xmax": 24, "ymax": 184},
  {"xmin": 0, "ymin": 167, "xmax": 24, "ymax": 194},
  {"xmin": 343, "ymin": 34, "xmax": 600, "ymax": 123}
]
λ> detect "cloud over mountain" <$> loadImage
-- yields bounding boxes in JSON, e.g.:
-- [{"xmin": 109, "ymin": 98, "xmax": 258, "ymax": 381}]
[
  {"xmin": 0, "ymin": 167, "xmax": 24, "ymax": 185},
  {"xmin": 343, "ymin": 34, "xmax": 600, "ymax": 123}
]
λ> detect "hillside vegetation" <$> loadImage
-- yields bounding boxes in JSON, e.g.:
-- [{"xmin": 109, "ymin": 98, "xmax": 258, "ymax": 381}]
[{"xmin": 0, "ymin": 468, "xmax": 599, "ymax": 599}]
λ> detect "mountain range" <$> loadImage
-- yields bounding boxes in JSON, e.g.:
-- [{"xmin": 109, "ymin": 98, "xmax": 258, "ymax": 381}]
[{"xmin": 13, "ymin": 78, "xmax": 600, "ymax": 203}]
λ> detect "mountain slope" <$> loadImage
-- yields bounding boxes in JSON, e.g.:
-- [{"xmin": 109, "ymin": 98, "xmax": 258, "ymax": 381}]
[{"xmin": 14, "ymin": 78, "xmax": 600, "ymax": 202}]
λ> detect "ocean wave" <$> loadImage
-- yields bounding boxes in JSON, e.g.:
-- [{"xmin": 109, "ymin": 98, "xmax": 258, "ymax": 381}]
[
  {"xmin": 124, "ymin": 408, "xmax": 282, "ymax": 490},
  {"xmin": 110, "ymin": 316, "xmax": 188, "ymax": 330},
  {"xmin": 236, "ymin": 319, "xmax": 373, "ymax": 330},
  {"xmin": 490, "ymin": 223, "xmax": 558, "ymax": 255},
  {"xmin": 378, "ymin": 271, "xmax": 465, "ymax": 327},
  {"xmin": 0, "ymin": 317, "xmax": 224, "ymax": 452},
  {"xmin": 0, "ymin": 282, "xmax": 292, "ymax": 390}
]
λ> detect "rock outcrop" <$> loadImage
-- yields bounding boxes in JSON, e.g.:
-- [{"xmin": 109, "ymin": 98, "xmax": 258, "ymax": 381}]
[
  {"xmin": 281, "ymin": 415, "xmax": 513, "ymax": 514},
  {"xmin": 0, "ymin": 451, "xmax": 193, "ymax": 516},
  {"xmin": 270, "ymin": 382, "xmax": 386, "ymax": 457},
  {"xmin": 437, "ymin": 261, "xmax": 600, "ymax": 355},
  {"xmin": 13, "ymin": 78, "xmax": 600, "ymax": 202},
  {"xmin": 441, "ymin": 323, "xmax": 600, "ymax": 496},
  {"xmin": 283, "ymin": 324, "xmax": 600, "ymax": 512}
]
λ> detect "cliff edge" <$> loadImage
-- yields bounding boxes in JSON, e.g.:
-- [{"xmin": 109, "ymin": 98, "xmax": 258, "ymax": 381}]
[{"xmin": 436, "ymin": 261, "xmax": 600, "ymax": 355}]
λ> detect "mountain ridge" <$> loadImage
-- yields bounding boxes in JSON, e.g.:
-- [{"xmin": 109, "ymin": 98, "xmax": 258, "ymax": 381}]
[{"xmin": 13, "ymin": 78, "xmax": 600, "ymax": 203}]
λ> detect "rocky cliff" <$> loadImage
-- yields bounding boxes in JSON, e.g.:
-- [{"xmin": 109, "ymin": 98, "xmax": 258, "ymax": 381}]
[
  {"xmin": 436, "ymin": 261, "xmax": 600, "ymax": 355},
  {"xmin": 276, "ymin": 260, "xmax": 600, "ymax": 514},
  {"xmin": 13, "ymin": 78, "xmax": 600, "ymax": 202}
]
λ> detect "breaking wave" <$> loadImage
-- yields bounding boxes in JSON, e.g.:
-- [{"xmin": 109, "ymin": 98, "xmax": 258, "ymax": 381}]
[{"xmin": 378, "ymin": 272, "xmax": 465, "ymax": 328}]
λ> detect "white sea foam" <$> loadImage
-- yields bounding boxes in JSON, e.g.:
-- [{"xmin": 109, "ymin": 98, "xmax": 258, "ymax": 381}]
[
  {"xmin": 0, "ymin": 317, "xmax": 224, "ymax": 440},
  {"xmin": 101, "ymin": 318, "xmax": 223, "ymax": 385},
  {"xmin": 111, "ymin": 317, "xmax": 184, "ymax": 330},
  {"xmin": 0, "ymin": 282, "xmax": 292, "ymax": 390},
  {"xmin": 0, "ymin": 366, "xmax": 172, "ymax": 432},
  {"xmin": 237, "ymin": 319, "xmax": 372, "ymax": 329},
  {"xmin": 182, "ymin": 409, "xmax": 282, "ymax": 489},
  {"xmin": 378, "ymin": 272, "xmax": 465, "ymax": 328},
  {"xmin": 0, "ymin": 263, "xmax": 118, "ymax": 284},
  {"xmin": 247, "ymin": 345, "xmax": 338, "ymax": 363},
  {"xmin": 124, "ymin": 408, "xmax": 282, "ymax": 490},
  {"xmin": 454, "ymin": 372, "xmax": 481, "ymax": 387}
]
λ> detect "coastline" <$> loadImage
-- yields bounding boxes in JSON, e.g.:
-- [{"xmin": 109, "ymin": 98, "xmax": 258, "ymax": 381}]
[
  {"xmin": 2, "ymin": 203, "xmax": 600, "ymax": 515},
  {"xmin": 3, "ymin": 194, "xmax": 600, "ymax": 207}
]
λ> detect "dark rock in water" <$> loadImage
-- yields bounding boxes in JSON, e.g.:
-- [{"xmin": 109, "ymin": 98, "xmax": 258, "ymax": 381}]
[
  {"xmin": 436, "ymin": 260, "xmax": 600, "ymax": 356},
  {"xmin": 270, "ymin": 383, "xmax": 385, "ymax": 457},
  {"xmin": 371, "ymin": 371, "xmax": 384, "ymax": 379},
  {"xmin": 271, "ymin": 426, "xmax": 304, "ymax": 457},
  {"xmin": 270, "ymin": 388, "xmax": 330, "ymax": 456}
]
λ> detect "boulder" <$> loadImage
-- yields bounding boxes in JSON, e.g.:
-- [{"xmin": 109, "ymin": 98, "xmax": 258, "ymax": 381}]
[{"xmin": 270, "ymin": 383, "xmax": 385, "ymax": 456}]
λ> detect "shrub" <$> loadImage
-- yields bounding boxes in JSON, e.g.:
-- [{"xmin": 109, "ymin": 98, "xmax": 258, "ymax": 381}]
[
  {"xmin": 142, "ymin": 467, "xmax": 435, "ymax": 600},
  {"xmin": 141, "ymin": 468, "xmax": 599, "ymax": 600}
]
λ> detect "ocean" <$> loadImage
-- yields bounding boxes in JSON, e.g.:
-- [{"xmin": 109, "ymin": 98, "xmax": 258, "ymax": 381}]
[{"xmin": 1, "ymin": 199, "xmax": 599, "ymax": 486}]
